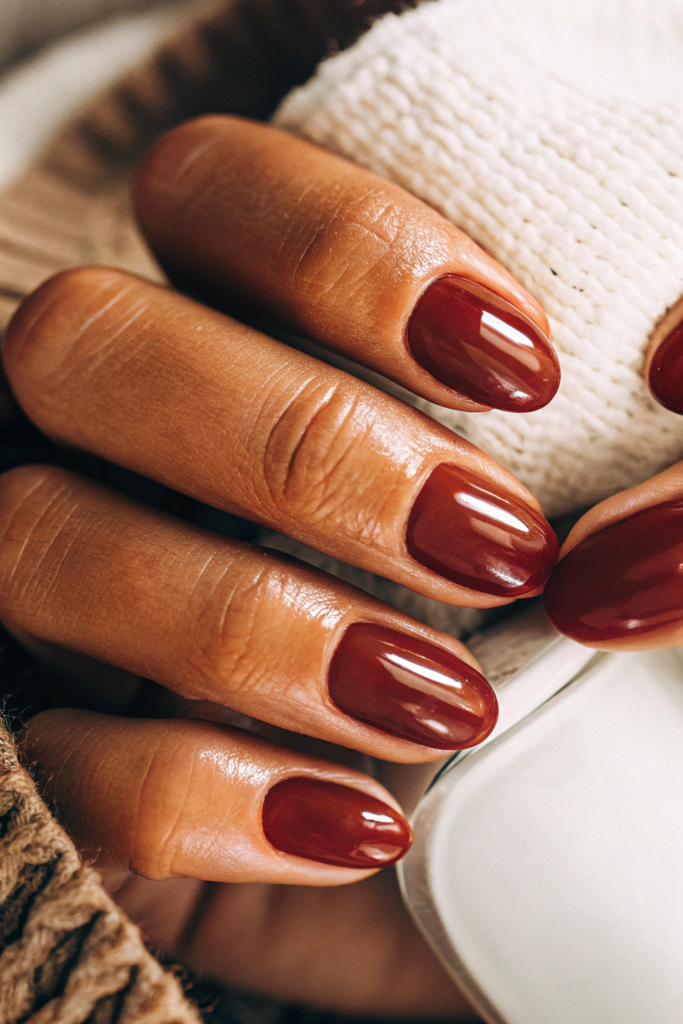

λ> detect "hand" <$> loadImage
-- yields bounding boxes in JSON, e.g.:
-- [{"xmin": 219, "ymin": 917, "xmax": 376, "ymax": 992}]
[
  {"xmin": 545, "ymin": 307, "xmax": 683, "ymax": 650},
  {"xmin": 0, "ymin": 115, "xmax": 559, "ymax": 1016}
]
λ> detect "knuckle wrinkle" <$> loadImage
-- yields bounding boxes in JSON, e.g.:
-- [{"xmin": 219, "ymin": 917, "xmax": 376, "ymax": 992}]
[
  {"xmin": 263, "ymin": 383, "xmax": 362, "ymax": 522},
  {"xmin": 3, "ymin": 268, "xmax": 136, "ymax": 405}
]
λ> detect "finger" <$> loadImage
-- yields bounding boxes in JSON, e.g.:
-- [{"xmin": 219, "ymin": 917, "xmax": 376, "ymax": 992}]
[
  {"xmin": 544, "ymin": 460, "xmax": 683, "ymax": 650},
  {"xmin": 645, "ymin": 295, "xmax": 683, "ymax": 413},
  {"xmin": 3, "ymin": 269, "xmax": 558, "ymax": 604},
  {"xmin": 0, "ymin": 465, "xmax": 498, "ymax": 759},
  {"xmin": 134, "ymin": 116, "xmax": 559, "ymax": 413},
  {"xmin": 21, "ymin": 708, "xmax": 412, "ymax": 883}
]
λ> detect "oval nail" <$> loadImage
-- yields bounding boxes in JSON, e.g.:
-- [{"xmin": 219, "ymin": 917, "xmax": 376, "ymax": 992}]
[
  {"xmin": 407, "ymin": 463, "xmax": 558, "ymax": 597},
  {"xmin": 262, "ymin": 778, "xmax": 412, "ymax": 868},
  {"xmin": 407, "ymin": 276, "xmax": 560, "ymax": 412},
  {"xmin": 544, "ymin": 499, "xmax": 683, "ymax": 643},
  {"xmin": 329, "ymin": 623, "xmax": 498, "ymax": 749}
]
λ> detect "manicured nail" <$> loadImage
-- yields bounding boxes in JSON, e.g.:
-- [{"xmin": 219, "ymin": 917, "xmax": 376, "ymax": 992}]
[
  {"xmin": 544, "ymin": 498, "xmax": 683, "ymax": 643},
  {"xmin": 262, "ymin": 777, "xmax": 412, "ymax": 868},
  {"xmin": 407, "ymin": 463, "xmax": 558, "ymax": 597},
  {"xmin": 329, "ymin": 623, "xmax": 497, "ymax": 749},
  {"xmin": 407, "ymin": 275, "xmax": 559, "ymax": 411},
  {"xmin": 649, "ymin": 320, "xmax": 683, "ymax": 414}
]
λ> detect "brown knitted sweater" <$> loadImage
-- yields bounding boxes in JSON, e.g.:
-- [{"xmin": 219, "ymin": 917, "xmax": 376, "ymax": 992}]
[{"xmin": 0, "ymin": 719, "xmax": 200, "ymax": 1023}]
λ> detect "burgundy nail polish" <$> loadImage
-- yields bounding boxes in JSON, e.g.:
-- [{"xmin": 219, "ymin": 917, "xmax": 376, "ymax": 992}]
[
  {"xmin": 262, "ymin": 777, "xmax": 412, "ymax": 868},
  {"xmin": 407, "ymin": 463, "xmax": 558, "ymax": 597},
  {"xmin": 407, "ymin": 276, "xmax": 560, "ymax": 411},
  {"xmin": 329, "ymin": 623, "xmax": 498, "ymax": 749},
  {"xmin": 649, "ymin": 320, "xmax": 683, "ymax": 414},
  {"xmin": 544, "ymin": 499, "xmax": 683, "ymax": 644}
]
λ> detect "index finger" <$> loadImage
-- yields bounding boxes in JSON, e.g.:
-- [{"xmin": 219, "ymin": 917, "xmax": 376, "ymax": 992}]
[{"xmin": 134, "ymin": 116, "xmax": 559, "ymax": 413}]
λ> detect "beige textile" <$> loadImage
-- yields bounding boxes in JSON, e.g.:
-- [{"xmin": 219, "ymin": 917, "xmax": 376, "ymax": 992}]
[
  {"xmin": 0, "ymin": 0, "xmax": 167, "ymax": 69},
  {"xmin": 0, "ymin": 721, "xmax": 200, "ymax": 1024}
]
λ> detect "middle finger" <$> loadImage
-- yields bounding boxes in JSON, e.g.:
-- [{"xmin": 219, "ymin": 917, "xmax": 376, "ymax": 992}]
[{"xmin": 3, "ymin": 268, "xmax": 557, "ymax": 605}]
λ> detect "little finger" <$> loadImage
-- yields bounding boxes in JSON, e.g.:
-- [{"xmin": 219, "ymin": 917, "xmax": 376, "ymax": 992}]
[{"xmin": 22, "ymin": 709, "xmax": 413, "ymax": 883}]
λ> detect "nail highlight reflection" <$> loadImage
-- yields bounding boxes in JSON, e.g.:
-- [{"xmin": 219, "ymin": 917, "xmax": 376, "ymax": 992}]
[
  {"xmin": 329, "ymin": 623, "xmax": 498, "ymax": 749},
  {"xmin": 407, "ymin": 463, "xmax": 558, "ymax": 597},
  {"xmin": 407, "ymin": 276, "xmax": 560, "ymax": 411},
  {"xmin": 262, "ymin": 777, "xmax": 412, "ymax": 868}
]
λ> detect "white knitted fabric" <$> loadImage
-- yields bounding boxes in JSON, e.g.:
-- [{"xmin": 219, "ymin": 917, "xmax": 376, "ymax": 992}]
[{"xmin": 275, "ymin": 0, "xmax": 683, "ymax": 518}]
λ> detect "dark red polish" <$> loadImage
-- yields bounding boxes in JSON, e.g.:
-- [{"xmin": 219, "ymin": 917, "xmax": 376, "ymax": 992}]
[
  {"xmin": 407, "ymin": 275, "xmax": 560, "ymax": 412},
  {"xmin": 262, "ymin": 777, "xmax": 412, "ymax": 868},
  {"xmin": 329, "ymin": 623, "xmax": 497, "ymax": 749},
  {"xmin": 649, "ymin": 320, "xmax": 683, "ymax": 414},
  {"xmin": 407, "ymin": 463, "xmax": 558, "ymax": 597},
  {"xmin": 544, "ymin": 499, "xmax": 683, "ymax": 644}
]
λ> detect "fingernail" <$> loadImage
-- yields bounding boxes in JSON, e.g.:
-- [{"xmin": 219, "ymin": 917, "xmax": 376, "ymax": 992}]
[
  {"xmin": 262, "ymin": 777, "xmax": 412, "ymax": 868},
  {"xmin": 329, "ymin": 623, "xmax": 497, "ymax": 749},
  {"xmin": 407, "ymin": 463, "xmax": 558, "ymax": 597},
  {"xmin": 649, "ymin": 320, "xmax": 683, "ymax": 414},
  {"xmin": 407, "ymin": 276, "xmax": 559, "ymax": 411},
  {"xmin": 544, "ymin": 499, "xmax": 683, "ymax": 643}
]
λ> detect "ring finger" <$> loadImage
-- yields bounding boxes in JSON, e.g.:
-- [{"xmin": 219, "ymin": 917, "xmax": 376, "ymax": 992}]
[{"xmin": 0, "ymin": 464, "xmax": 497, "ymax": 759}]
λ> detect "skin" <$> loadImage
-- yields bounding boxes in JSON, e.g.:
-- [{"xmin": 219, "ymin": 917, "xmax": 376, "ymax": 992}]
[
  {"xmin": 554, "ymin": 460, "xmax": 683, "ymax": 652},
  {"xmin": 133, "ymin": 116, "xmax": 550, "ymax": 413},
  {"xmin": 3, "ymin": 268, "xmax": 543, "ymax": 610},
  {"xmin": 0, "ymin": 116, "xmax": 557, "ymax": 1018},
  {"xmin": 548, "ymin": 300, "xmax": 683, "ymax": 655}
]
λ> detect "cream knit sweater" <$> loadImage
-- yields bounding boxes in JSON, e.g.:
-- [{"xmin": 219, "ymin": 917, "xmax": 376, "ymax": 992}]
[{"xmin": 275, "ymin": 0, "xmax": 683, "ymax": 519}]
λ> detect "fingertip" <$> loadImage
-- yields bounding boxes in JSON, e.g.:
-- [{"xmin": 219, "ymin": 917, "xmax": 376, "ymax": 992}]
[
  {"xmin": 406, "ymin": 274, "xmax": 560, "ymax": 414},
  {"xmin": 327, "ymin": 621, "xmax": 499, "ymax": 752},
  {"xmin": 262, "ymin": 776, "xmax": 413, "ymax": 870},
  {"xmin": 23, "ymin": 710, "xmax": 411, "ymax": 885},
  {"xmin": 648, "ymin": 322, "xmax": 683, "ymax": 414},
  {"xmin": 544, "ymin": 494, "xmax": 683, "ymax": 650},
  {"xmin": 645, "ymin": 295, "xmax": 683, "ymax": 413},
  {"xmin": 406, "ymin": 462, "xmax": 559, "ymax": 598},
  {"xmin": 3, "ymin": 268, "xmax": 129, "ymax": 384}
]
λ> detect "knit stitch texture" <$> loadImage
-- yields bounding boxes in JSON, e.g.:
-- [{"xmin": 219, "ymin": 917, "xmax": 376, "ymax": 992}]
[
  {"xmin": 0, "ymin": 717, "xmax": 200, "ymax": 1024},
  {"xmin": 275, "ymin": 0, "xmax": 683, "ymax": 517}
]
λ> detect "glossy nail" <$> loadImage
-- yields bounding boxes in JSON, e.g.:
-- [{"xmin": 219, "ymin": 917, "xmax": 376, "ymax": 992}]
[
  {"xmin": 649, "ymin": 320, "xmax": 683, "ymax": 414},
  {"xmin": 407, "ymin": 275, "xmax": 560, "ymax": 412},
  {"xmin": 544, "ymin": 499, "xmax": 683, "ymax": 643},
  {"xmin": 262, "ymin": 777, "xmax": 412, "ymax": 868},
  {"xmin": 407, "ymin": 463, "xmax": 558, "ymax": 597},
  {"xmin": 329, "ymin": 623, "xmax": 497, "ymax": 749}
]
